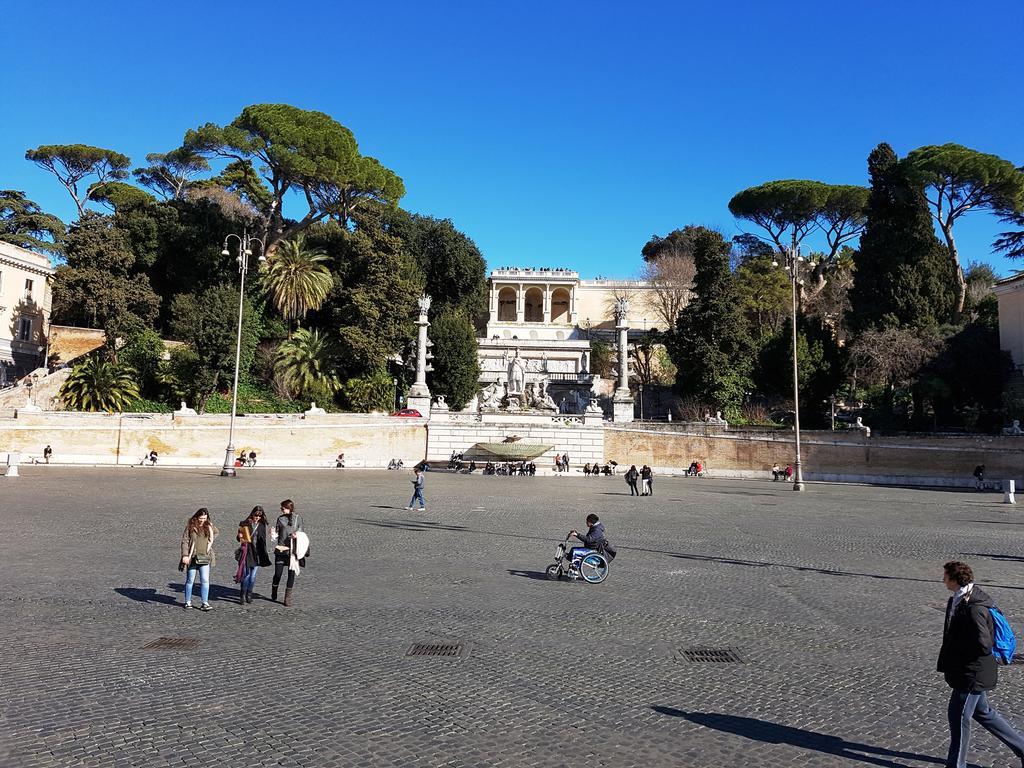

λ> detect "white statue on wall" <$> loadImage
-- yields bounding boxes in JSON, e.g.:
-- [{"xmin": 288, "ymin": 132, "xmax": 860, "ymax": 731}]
[
  {"xmin": 480, "ymin": 381, "xmax": 504, "ymax": 409},
  {"xmin": 508, "ymin": 350, "xmax": 526, "ymax": 395}
]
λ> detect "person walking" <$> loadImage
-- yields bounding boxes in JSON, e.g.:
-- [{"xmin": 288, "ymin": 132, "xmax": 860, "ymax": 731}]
[
  {"xmin": 43, "ymin": 445, "xmax": 52, "ymax": 464},
  {"xmin": 407, "ymin": 467, "xmax": 426, "ymax": 511},
  {"xmin": 640, "ymin": 464, "xmax": 652, "ymax": 496},
  {"xmin": 625, "ymin": 465, "xmax": 640, "ymax": 496},
  {"xmin": 563, "ymin": 452, "xmax": 571, "ymax": 472},
  {"xmin": 179, "ymin": 508, "xmax": 219, "ymax": 612},
  {"xmin": 938, "ymin": 560, "xmax": 1024, "ymax": 768},
  {"xmin": 235, "ymin": 505, "xmax": 271, "ymax": 605},
  {"xmin": 271, "ymin": 500, "xmax": 302, "ymax": 606}
]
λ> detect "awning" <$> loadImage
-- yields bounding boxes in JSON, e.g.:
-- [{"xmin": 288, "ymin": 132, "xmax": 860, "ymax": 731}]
[{"xmin": 462, "ymin": 442, "xmax": 553, "ymax": 461}]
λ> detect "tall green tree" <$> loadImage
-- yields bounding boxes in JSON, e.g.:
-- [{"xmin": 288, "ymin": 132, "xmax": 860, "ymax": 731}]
[
  {"xmin": 132, "ymin": 148, "xmax": 210, "ymax": 200},
  {"xmin": 50, "ymin": 213, "xmax": 160, "ymax": 344},
  {"xmin": 183, "ymin": 104, "xmax": 405, "ymax": 255},
  {"xmin": 0, "ymin": 190, "xmax": 65, "ymax": 257},
  {"xmin": 666, "ymin": 227, "xmax": 751, "ymax": 412},
  {"xmin": 59, "ymin": 356, "xmax": 140, "ymax": 412},
  {"xmin": 25, "ymin": 144, "xmax": 131, "ymax": 217},
  {"xmin": 263, "ymin": 235, "xmax": 334, "ymax": 328},
  {"xmin": 168, "ymin": 283, "xmax": 261, "ymax": 411},
  {"xmin": 428, "ymin": 309, "xmax": 481, "ymax": 410},
  {"xmin": 848, "ymin": 143, "xmax": 956, "ymax": 333},
  {"xmin": 904, "ymin": 143, "xmax": 1024, "ymax": 314},
  {"xmin": 274, "ymin": 327, "xmax": 341, "ymax": 401}
]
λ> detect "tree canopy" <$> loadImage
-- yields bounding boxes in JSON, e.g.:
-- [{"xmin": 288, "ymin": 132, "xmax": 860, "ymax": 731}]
[
  {"xmin": 0, "ymin": 190, "xmax": 65, "ymax": 256},
  {"xmin": 25, "ymin": 144, "xmax": 131, "ymax": 217}
]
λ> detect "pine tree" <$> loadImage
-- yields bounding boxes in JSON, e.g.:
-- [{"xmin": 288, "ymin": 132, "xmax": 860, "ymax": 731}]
[
  {"xmin": 848, "ymin": 143, "xmax": 956, "ymax": 333},
  {"xmin": 666, "ymin": 227, "xmax": 752, "ymax": 413}
]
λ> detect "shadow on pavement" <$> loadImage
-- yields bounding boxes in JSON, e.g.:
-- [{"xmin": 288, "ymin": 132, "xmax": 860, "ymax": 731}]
[
  {"xmin": 114, "ymin": 587, "xmax": 179, "ymax": 606},
  {"xmin": 506, "ymin": 569, "xmax": 555, "ymax": 581},
  {"xmin": 350, "ymin": 517, "xmax": 469, "ymax": 532},
  {"xmin": 165, "ymin": 582, "xmax": 243, "ymax": 603},
  {"xmin": 961, "ymin": 552, "xmax": 1024, "ymax": 563},
  {"xmin": 650, "ymin": 708, "xmax": 943, "ymax": 767}
]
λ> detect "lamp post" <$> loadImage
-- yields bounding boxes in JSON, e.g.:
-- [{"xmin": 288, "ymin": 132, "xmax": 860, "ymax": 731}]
[
  {"xmin": 219, "ymin": 230, "xmax": 265, "ymax": 477},
  {"xmin": 639, "ymin": 382, "xmax": 644, "ymax": 421},
  {"xmin": 771, "ymin": 244, "xmax": 809, "ymax": 491}
]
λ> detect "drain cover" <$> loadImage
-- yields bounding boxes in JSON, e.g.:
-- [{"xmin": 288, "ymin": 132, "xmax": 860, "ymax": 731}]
[
  {"xmin": 143, "ymin": 637, "xmax": 201, "ymax": 651},
  {"xmin": 681, "ymin": 647, "xmax": 743, "ymax": 663},
  {"xmin": 406, "ymin": 643, "xmax": 466, "ymax": 658}
]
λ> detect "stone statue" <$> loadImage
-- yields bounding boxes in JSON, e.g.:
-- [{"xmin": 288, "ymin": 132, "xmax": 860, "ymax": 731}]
[
  {"xmin": 854, "ymin": 416, "xmax": 871, "ymax": 438},
  {"xmin": 174, "ymin": 400, "xmax": 197, "ymax": 417},
  {"xmin": 614, "ymin": 297, "xmax": 629, "ymax": 324},
  {"xmin": 480, "ymin": 381, "xmax": 504, "ymax": 409},
  {"xmin": 433, "ymin": 394, "xmax": 448, "ymax": 410},
  {"xmin": 508, "ymin": 350, "xmax": 526, "ymax": 395},
  {"xmin": 580, "ymin": 350, "xmax": 589, "ymax": 373},
  {"xmin": 586, "ymin": 398, "xmax": 603, "ymax": 415},
  {"xmin": 304, "ymin": 401, "xmax": 326, "ymax": 416},
  {"xmin": 1003, "ymin": 419, "xmax": 1023, "ymax": 436},
  {"xmin": 533, "ymin": 380, "xmax": 558, "ymax": 412}
]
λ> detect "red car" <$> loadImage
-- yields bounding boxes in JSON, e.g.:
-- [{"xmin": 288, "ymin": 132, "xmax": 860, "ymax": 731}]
[{"xmin": 391, "ymin": 408, "xmax": 422, "ymax": 418}]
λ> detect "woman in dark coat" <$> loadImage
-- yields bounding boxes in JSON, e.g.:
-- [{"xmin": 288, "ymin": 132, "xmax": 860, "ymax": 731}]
[{"xmin": 235, "ymin": 505, "xmax": 271, "ymax": 604}]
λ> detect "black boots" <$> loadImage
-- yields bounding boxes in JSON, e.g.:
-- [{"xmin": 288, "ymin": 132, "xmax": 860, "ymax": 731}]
[{"xmin": 271, "ymin": 585, "xmax": 279, "ymax": 602}]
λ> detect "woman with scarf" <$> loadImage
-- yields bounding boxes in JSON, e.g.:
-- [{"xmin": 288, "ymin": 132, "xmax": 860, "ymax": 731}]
[
  {"xmin": 234, "ymin": 505, "xmax": 271, "ymax": 605},
  {"xmin": 179, "ymin": 508, "xmax": 219, "ymax": 612}
]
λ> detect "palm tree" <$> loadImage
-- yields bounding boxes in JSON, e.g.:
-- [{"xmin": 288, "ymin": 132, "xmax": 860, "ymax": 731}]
[
  {"xmin": 59, "ymin": 357, "xmax": 140, "ymax": 412},
  {"xmin": 263, "ymin": 235, "xmax": 334, "ymax": 330},
  {"xmin": 274, "ymin": 328, "xmax": 341, "ymax": 400}
]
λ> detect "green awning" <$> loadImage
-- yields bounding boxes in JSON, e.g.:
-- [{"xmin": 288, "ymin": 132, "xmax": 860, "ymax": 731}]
[{"xmin": 463, "ymin": 442, "xmax": 553, "ymax": 461}]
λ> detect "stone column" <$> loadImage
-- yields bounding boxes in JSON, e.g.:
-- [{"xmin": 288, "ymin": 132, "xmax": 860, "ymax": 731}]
[
  {"xmin": 488, "ymin": 283, "xmax": 498, "ymax": 325},
  {"xmin": 407, "ymin": 294, "xmax": 432, "ymax": 417},
  {"xmin": 542, "ymin": 284, "xmax": 552, "ymax": 324},
  {"xmin": 516, "ymin": 285, "xmax": 524, "ymax": 323},
  {"xmin": 612, "ymin": 297, "xmax": 634, "ymax": 423}
]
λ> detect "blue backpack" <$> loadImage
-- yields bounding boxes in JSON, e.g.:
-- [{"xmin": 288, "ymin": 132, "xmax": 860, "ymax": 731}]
[{"xmin": 990, "ymin": 606, "xmax": 1017, "ymax": 665}]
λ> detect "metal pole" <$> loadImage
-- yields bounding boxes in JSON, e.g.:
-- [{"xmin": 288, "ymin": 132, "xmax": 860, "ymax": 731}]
[
  {"xmin": 222, "ymin": 233, "xmax": 250, "ymax": 477},
  {"xmin": 790, "ymin": 246, "xmax": 805, "ymax": 491}
]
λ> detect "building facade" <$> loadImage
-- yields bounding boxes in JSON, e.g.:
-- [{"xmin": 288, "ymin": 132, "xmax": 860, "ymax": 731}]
[
  {"xmin": 995, "ymin": 272, "xmax": 1024, "ymax": 370},
  {"xmin": 0, "ymin": 242, "xmax": 54, "ymax": 385}
]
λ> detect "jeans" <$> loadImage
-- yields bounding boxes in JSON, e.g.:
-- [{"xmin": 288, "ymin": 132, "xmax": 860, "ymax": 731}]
[
  {"xmin": 184, "ymin": 564, "xmax": 210, "ymax": 604},
  {"xmin": 242, "ymin": 565, "xmax": 259, "ymax": 593},
  {"xmin": 628, "ymin": 480, "xmax": 639, "ymax": 496},
  {"xmin": 409, "ymin": 487, "xmax": 425, "ymax": 509},
  {"xmin": 946, "ymin": 689, "xmax": 1024, "ymax": 767}
]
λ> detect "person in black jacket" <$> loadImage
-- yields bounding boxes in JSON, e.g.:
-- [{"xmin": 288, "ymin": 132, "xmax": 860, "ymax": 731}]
[
  {"xmin": 938, "ymin": 560, "xmax": 1024, "ymax": 768},
  {"xmin": 569, "ymin": 514, "xmax": 616, "ymax": 562},
  {"xmin": 236, "ymin": 506, "xmax": 272, "ymax": 604},
  {"xmin": 625, "ymin": 465, "xmax": 640, "ymax": 496}
]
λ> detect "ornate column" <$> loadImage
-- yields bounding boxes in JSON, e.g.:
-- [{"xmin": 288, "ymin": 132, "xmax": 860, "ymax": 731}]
[
  {"xmin": 516, "ymin": 284, "xmax": 524, "ymax": 323},
  {"xmin": 407, "ymin": 294, "xmax": 432, "ymax": 417},
  {"xmin": 612, "ymin": 297, "xmax": 634, "ymax": 423},
  {"xmin": 542, "ymin": 284, "xmax": 552, "ymax": 324}
]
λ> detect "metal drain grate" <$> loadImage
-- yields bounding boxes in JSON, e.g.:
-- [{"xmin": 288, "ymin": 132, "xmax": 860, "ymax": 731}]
[
  {"xmin": 406, "ymin": 643, "xmax": 466, "ymax": 658},
  {"xmin": 681, "ymin": 647, "xmax": 743, "ymax": 663},
  {"xmin": 143, "ymin": 637, "xmax": 201, "ymax": 651}
]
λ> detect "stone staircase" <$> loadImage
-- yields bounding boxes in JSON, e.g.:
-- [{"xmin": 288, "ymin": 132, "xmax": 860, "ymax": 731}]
[{"xmin": 0, "ymin": 367, "xmax": 71, "ymax": 414}]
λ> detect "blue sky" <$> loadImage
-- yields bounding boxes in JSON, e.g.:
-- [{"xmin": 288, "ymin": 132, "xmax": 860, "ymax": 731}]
[{"xmin": 2, "ymin": 1, "xmax": 1022, "ymax": 278}]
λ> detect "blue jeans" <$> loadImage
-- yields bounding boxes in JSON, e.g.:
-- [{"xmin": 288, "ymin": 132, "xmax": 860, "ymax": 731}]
[
  {"xmin": 242, "ymin": 565, "xmax": 259, "ymax": 593},
  {"xmin": 184, "ymin": 564, "xmax": 210, "ymax": 605},
  {"xmin": 409, "ymin": 487, "xmax": 425, "ymax": 508},
  {"xmin": 946, "ymin": 689, "xmax": 1024, "ymax": 767}
]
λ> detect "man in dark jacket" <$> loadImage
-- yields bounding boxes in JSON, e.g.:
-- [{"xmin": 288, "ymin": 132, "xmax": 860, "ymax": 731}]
[
  {"xmin": 938, "ymin": 560, "xmax": 1024, "ymax": 768},
  {"xmin": 569, "ymin": 514, "xmax": 616, "ymax": 561}
]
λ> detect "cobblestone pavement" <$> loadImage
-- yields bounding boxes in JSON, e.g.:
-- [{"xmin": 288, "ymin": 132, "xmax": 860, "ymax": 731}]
[{"xmin": 3, "ymin": 468, "xmax": 1024, "ymax": 767}]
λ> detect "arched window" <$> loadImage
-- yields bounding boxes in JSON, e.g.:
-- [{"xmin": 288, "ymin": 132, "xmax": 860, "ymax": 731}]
[
  {"xmin": 524, "ymin": 287, "xmax": 544, "ymax": 322},
  {"xmin": 551, "ymin": 288, "xmax": 571, "ymax": 323},
  {"xmin": 497, "ymin": 287, "xmax": 517, "ymax": 322}
]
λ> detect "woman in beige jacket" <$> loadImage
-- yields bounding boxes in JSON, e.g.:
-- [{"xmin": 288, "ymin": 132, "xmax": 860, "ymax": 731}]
[{"xmin": 180, "ymin": 508, "xmax": 219, "ymax": 612}]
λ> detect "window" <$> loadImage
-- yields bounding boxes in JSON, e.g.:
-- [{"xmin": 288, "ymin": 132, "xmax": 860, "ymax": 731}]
[
  {"xmin": 17, "ymin": 317, "xmax": 32, "ymax": 341},
  {"xmin": 23, "ymin": 278, "xmax": 33, "ymax": 300}
]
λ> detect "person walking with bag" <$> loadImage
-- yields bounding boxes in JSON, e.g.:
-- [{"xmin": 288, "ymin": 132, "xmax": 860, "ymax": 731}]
[
  {"xmin": 179, "ymin": 508, "xmax": 219, "ymax": 612},
  {"xmin": 271, "ymin": 500, "xmax": 302, "ymax": 606},
  {"xmin": 235, "ymin": 505, "xmax": 271, "ymax": 605},
  {"xmin": 407, "ymin": 467, "xmax": 426, "ymax": 511},
  {"xmin": 625, "ymin": 465, "xmax": 640, "ymax": 496},
  {"xmin": 937, "ymin": 560, "xmax": 1024, "ymax": 768}
]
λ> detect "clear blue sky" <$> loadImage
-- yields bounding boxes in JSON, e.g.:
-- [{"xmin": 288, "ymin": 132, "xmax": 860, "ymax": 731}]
[{"xmin": 2, "ymin": 1, "xmax": 1022, "ymax": 278}]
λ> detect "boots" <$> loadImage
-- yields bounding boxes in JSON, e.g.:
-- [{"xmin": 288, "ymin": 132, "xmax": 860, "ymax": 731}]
[
  {"xmin": 271, "ymin": 585, "xmax": 279, "ymax": 602},
  {"xmin": 283, "ymin": 588, "xmax": 293, "ymax": 607},
  {"xmin": 245, "ymin": 591, "xmax": 253, "ymax": 604},
  {"xmin": 239, "ymin": 589, "xmax": 246, "ymax": 605}
]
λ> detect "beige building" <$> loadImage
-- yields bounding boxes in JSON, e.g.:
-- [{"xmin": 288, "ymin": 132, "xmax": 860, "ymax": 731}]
[
  {"xmin": 995, "ymin": 273, "xmax": 1024, "ymax": 370},
  {"xmin": 0, "ymin": 242, "xmax": 54, "ymax": 384}
]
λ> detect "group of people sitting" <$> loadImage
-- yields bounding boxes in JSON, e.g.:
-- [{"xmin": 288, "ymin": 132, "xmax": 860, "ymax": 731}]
[
  {"xmin": 770, "ymin": 462, "xmax": 793, "ymax": 481},
  {"xmin": 582, "ymin": 463, "xmax": 614, "ymax": 476},
  {"xmin": 686, "ymin": 460, "xmax": 705, "ymax": 477},
  {"xmin": 482, "ymin": 461, "xmax": 536, "ymax": 476},
  {"xmin": 235, "ymin": 450, "xmax": 257, "ymax": 468}
]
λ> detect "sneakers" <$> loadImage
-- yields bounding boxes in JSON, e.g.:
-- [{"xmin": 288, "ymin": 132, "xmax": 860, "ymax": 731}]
[
  {"xmin": 199, "ymin": 603, "xmax": 213, "ymax": 612},
  {"xmin": 183, "ymin": 602, "xmax": 193, "ymax": 610},
  {"xmin": 406, "ymin": 506, "xmax": 414, "ymax": 510}
]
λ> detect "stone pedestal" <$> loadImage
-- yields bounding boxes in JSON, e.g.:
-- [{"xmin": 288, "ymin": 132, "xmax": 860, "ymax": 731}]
[
  {"xmin": 612, "ymin": 393, "xmax": 635, "ymax": 423},
  {"xmin": 407, "ymin": 394, "xmax": 431, "ymax": 418}
]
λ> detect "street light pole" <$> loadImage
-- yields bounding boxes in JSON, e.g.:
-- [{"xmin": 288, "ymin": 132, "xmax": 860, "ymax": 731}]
[
  {"xmin": 220, "ymin": 230, "xmax": 265, "ymax": 477},
  {"xmin": 774, "ymin": 243, "xmax": 806, "ymax": 491}
]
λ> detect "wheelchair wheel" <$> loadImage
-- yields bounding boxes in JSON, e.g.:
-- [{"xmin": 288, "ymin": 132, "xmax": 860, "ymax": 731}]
[
  {"xmin": 545, "ymin": 564, "xmax": 561, "ymax": 580},
  {"xmin": 579, "ymin": 553, "xmax": 609, "ymax": 584}
]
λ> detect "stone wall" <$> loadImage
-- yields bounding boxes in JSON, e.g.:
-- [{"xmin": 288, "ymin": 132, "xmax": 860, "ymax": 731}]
[
  {"xmin": 605, "ymin": 425, "xmax": 1024, "ymax": 487},
  {"xmin": 1, "ymin": 412, "xmax": 427, "ymax": 467}
]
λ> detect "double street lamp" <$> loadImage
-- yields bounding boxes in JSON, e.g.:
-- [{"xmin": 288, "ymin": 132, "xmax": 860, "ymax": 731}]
[
  {"xmin": 220, "ymin": 230, "xmax": 265, "ymax": 478},
  {"xmin": 771, "ymin": 245, "xmax": 814, "ymax": 492}
]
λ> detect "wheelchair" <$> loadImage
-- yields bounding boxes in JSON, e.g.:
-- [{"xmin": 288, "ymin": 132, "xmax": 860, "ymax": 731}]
[{"xmin": 545, "ymin": 535, "xmax": 609, "ymax": 583}]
